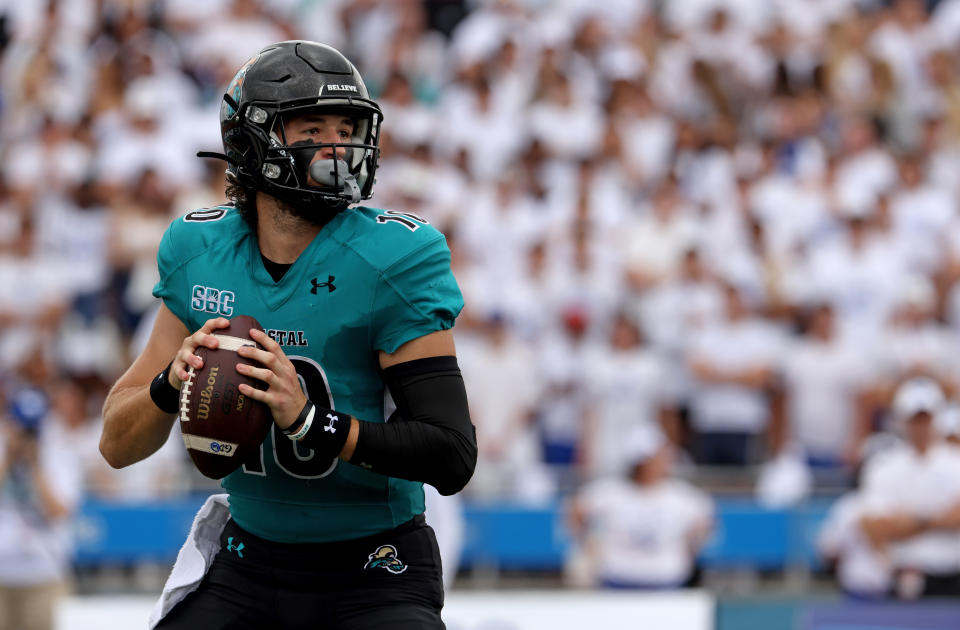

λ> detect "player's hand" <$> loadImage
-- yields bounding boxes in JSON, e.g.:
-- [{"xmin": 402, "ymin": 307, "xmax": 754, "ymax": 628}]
[
  {"xmin": 170, "ymin": 317, "xmax": 231, "ymax": 389},
  {"xmin": 234, "ymin": 328, "xmax": 308, "ymax": 430}
]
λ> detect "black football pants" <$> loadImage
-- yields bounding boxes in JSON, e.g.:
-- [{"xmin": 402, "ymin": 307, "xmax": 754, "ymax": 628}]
[{"xmin": 156, "ymin": 515, "xmax": 445, "ymax": 630}]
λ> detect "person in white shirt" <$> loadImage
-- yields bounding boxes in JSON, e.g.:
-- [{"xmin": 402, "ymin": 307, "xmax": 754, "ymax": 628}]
[
  {"xmin": 799, "ymin": 201, "xmax": 909, "ymax": 345},
  {"xmin": 818, "ymin": 488, "xmax": 895, "ymax": 600},
  {"xmin": 817, "ymin": 418, "xmax": 904, "ymax": 599},
  {"xmin": 859, "ymin": 377, "xmax": 960, "ymax": 598},
  {"xmin": 620, "ymin": 177, "xmax": 698, "ymax": 291},
  {"xmin": 878, "ymin": 275, "xmax": 959, "ymax": 392},
  {"xmin": 685, "ymin": 281, "xmax": 784, "ymax": 465},
  {"xmin": 888, "ymin": 152, "xmax": 955, "ymax": 275},
  {"xmin": 582, "ymin": 312, "xmax": 681, "ymax": 479},
  {"xmin": 0, "ymin": 386, "xmax": 83, "ymax": 630},
  {"xmin": 458, "ymin": 313, "xmax": 546, "ymax": 501},
  {"xmin": 533, "ymin": 305, "xmax": 597, "ymax": 492},
  {"xmin": 567, "ymin": 424, "xmax": 713, "ymax": 589},
  {"xmin": 780, "ymin": 302, "xmax": 880, "ymax": 468}
]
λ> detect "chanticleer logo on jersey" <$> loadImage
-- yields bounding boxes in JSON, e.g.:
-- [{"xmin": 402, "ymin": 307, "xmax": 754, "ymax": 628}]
[{"xmin": 363, "ymin": 544, "xmax": 407, "ymax": 574}]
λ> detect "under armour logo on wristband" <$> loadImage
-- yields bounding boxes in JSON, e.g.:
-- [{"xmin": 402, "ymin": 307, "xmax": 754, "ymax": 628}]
[{"xmin": 324, "ymin": 414, "xmax": 338, "ymax": 433}]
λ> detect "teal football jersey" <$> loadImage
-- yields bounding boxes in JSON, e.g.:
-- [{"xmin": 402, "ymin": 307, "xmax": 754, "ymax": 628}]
[{"xmin": 153, "ymin": 205, "xmax": 463, "ymax": 542}]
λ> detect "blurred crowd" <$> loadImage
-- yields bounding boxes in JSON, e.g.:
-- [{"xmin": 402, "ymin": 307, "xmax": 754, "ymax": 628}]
[{"xmin": 5, "ymin": 0, "xmax": 960, "ymax": 598}]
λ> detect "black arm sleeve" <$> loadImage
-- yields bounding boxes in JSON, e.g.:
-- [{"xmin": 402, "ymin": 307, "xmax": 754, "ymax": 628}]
[{"xmin": 349, "ymin": 356, "xmax": 477, "ymax": 496}]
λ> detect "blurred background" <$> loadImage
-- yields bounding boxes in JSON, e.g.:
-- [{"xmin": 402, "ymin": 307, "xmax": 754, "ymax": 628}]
[{"xmin": 4, "ymin": 0, "xmax": 960, "ymax": 628}]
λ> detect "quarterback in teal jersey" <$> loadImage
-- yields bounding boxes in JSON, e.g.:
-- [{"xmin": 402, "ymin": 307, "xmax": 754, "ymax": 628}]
[{"xmin": 100, "ymin": 41, "xmax": 476, "ymax": 629}]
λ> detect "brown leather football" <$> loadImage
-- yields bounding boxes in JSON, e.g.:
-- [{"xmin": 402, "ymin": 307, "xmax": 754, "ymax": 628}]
[{"xmin": 179, "ymin": 314, "xmax": 273, "ymax": 479}]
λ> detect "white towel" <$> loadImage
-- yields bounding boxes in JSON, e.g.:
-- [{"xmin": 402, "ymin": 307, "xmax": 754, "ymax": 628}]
[{"xmin": 148, "ymin": 493, "xmax": 231, "ymax": 628}]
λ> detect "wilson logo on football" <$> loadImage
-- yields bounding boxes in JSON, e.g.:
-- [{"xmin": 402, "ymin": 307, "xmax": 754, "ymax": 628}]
[
  {"xmin": 198, "ymin": 366, "xmax": 220, "ymax": 420},
  {"xmin": 179, "ymin": 365, "xmax": 222, "ymax": 422}
]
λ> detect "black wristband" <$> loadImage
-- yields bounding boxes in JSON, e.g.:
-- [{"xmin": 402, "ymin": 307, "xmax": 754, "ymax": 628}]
[
  {"xmin": 296, "ymin": 406, "xmax": 351, "ymax": 459},
  {"xmin": 149, "ymin": 361, "xmax": 180, "ymax": 414},
  {"xmin": 282, "ymin": 400, "xmax": 314, "ymax": 436}
]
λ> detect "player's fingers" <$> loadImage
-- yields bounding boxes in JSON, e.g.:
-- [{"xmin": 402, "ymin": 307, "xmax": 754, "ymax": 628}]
[
  {"xmin": 172, "ymin": 347, "xmax": 197, "ymax": 384},
  {"xmin": 174, "ymin": 361, "xmax": 190, "ymax": 384},
  {"xmin": 236, "ymin": 344, "xmax": 277, "ymax": 368},
  {"xmin": 176, "ymin": 318, "xmax": 230, "ymax": 378},
  {"xmin": 200, "ymin": 317, "xmax": 231, "ymax": 333},
  {"xmin": 237, "ymin": 382, "xmax": 271, "ymax": 404},
  {"xmin": 189, "ymin": 318, "xmax": 230, "ymax": 352},
  {"xmin": 176, "ymin": 336, "xmax": 207, "ymax": 372},
  {"xmin": 192, "ymin": 327, "xmax": 225, "ymax": 351},
  {"xmin": 236, "ymin": 362, "xmax": 276, "ymax": 385},
  {"xmin": 249, "ymin": 328, "xmax": 284, "ymax": 355},
  {"xmin": 250, "ymin": 328, "xmax": 283, "ymax": 352}
]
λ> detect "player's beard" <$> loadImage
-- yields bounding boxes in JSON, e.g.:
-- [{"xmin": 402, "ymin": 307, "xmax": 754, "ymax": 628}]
[{"xmin": 275, "ymin": 197, "xmax": 341, "ymax": 230}]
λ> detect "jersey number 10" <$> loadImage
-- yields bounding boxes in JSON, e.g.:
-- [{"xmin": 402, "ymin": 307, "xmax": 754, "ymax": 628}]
[{"xmin": 240, "ymin": 357, "xmax": 337, "ymax": 479}]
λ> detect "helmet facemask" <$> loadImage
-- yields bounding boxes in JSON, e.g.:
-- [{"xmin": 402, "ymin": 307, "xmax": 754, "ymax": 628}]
[{"xmin": 256, "ymin": 103, "xmax": 380, "ymax": 213}]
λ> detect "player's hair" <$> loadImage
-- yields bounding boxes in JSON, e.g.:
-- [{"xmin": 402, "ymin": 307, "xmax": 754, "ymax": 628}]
[{"xmin": 225, "ymin": 178, "xmax": 257, "ymax": 231}]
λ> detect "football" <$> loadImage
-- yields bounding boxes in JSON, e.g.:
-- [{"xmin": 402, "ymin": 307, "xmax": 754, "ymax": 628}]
[{"xmin": 178, "ymin": 314, "xmax": 273, "ymax": 479}]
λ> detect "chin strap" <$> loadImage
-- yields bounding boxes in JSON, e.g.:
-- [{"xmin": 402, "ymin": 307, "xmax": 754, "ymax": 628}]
[{"xmin": 196, "ymin": 151, "xmax": 240, "ymax": 167}]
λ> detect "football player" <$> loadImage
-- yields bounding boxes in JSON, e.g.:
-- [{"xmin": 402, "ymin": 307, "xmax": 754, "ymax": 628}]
[{"xmin": 99, "ymin": 40, "xmax": 476, "ymax": 629}]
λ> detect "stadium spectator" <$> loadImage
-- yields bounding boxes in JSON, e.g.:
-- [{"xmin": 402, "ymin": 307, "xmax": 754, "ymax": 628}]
[
  {"xmin": 567, "ymin": 424, "xmax": 713, "ymax": 589},
  {"xmin": 818, "ymin": 487, "xmax": 895, "ymax": 599},
  {"xmin": 779, "ymin": 302, "xmax": 879, "ymax": 469},
  {"xmin": 459, "ymin": 313, "xmax": 546, "ymax": 501},
  {"xmin": 0, "ymin": 208, "xmax": 71, "ymax": 373},
  {"xmin": 105, "ymin": 167, "xmax": 177, "ymax": 335},
  {"xmin": 878, "ymin": 274, "xmax": 959, "ymax": 391},
  {"xmin": 621, "ymin": 176, "xmax": 698, "ymax": 291},
  {"xmin": 518, "ymin": 308, "xmax": 589, "ymax": 493},
  {"xmin": 0, "ymin": 385, "xmax": 84, "ymax": 630},
  {"xmin": 684, "ymin": 281, "xmax": 784, "ymax": 466},
  {"xmin": 581, "ymin": 312, "xmax": 680, "ymax": 478},
  {"xmin": 859, "ymin": 377, "xmax": 960, "ymax": 598}
]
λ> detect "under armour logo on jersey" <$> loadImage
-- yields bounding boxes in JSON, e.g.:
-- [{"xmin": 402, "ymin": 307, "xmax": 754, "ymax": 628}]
[
  {"xmin": 226, "ymin": 537, "xmax": 244, "ymax": 558},
  {"xmin": 311, "ymin": 275, "xmax": 336, "ymax": 294},
  {"xmin": 324, "ymin": 414, "xmax": 338, "ymax": 433}
]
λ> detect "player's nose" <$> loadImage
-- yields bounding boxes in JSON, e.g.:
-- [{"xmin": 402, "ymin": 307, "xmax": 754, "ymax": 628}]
[
  {"xmin": 319, "ymin": 130, "xmax": 343, "ymax": 157},
  {"xmin": 316, "ymin": 141, "xmax": 346, "ymax": 161}
]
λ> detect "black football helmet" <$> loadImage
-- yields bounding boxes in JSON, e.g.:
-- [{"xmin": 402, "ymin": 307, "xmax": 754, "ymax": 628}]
[{"xmin": 214, "ymin": 40, "xmax": 383, "ymax": 212}]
